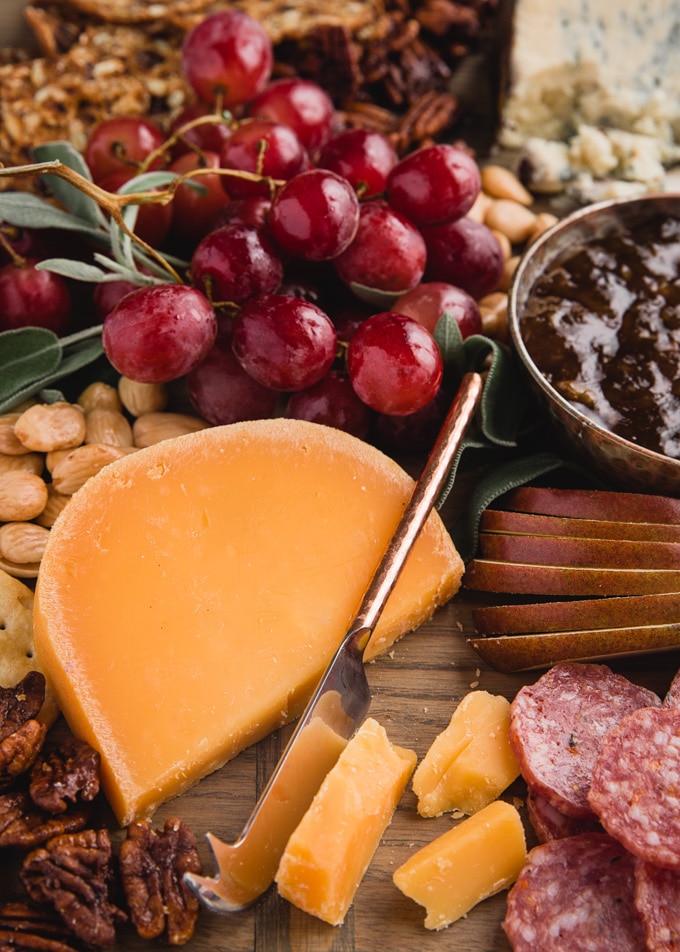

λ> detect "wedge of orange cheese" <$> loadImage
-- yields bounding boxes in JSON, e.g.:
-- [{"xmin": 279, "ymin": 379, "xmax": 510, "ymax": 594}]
[{"xmin": 33, "ymin": 418, "xmax": 463, "ymax": 826}]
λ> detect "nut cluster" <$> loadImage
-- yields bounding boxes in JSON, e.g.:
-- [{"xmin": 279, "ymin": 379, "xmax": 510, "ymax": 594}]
[
  {"xmin": 0, "ymin": 378, "xmax": 208, "ymax": 577},
  {"xmin": 0, "ymin": 671, "xmax": 203, "ymax": 949}
]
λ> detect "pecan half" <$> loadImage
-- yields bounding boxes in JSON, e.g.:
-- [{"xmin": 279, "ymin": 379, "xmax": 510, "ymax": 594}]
[
  {"xmin": 119, "ymin": 817, "xmax": 202, "ymax": 946},
  {"xmin": 0, "ymin": 901, "xmax": 81, "ymax": 952},
  {"xmin": 21, "ymin": 829, "xmax": 126, "ymax": 949},
  {"xmin": 0, "ymin": 719, "xmax": 47, "ymax": 790},
  {"xmin": 0, "ymin": 672, "xmax": 46, "ymax": 742},
  {"xmin": 30, "ymin": 737, "xmax": 100, "ymax": 814},
  {"xmin": 0, "ymin": 790, "xmax": 91, "ymax": 849}
]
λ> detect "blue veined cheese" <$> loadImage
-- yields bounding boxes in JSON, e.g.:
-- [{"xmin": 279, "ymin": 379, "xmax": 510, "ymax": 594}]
[{"xmin": 500, "ymin": 0, "xmax": 680, "ymax": 148}]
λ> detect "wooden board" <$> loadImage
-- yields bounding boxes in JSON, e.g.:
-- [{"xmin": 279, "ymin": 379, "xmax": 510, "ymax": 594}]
[{"xmin": 3, "ymin": 480, "xmax": 678, "ymax": 951}]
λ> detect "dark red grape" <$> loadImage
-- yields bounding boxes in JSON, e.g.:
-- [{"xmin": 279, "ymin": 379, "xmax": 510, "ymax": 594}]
[
  {"xmin": 102, "ymin": 284, "xmax": 217, "ymax": 383},
  {"xmin": 386, "ymin": 144, "xmax": 481, "ymax": 226},
  {"xmin": 191, "ymin": 223, "xmax": 283, "ymax": 304},
  {"xmin": 394, "ymin": 281, "xmax": 482, "ymax": 338},
  {"xmin": 92, "ymin": 278, "xmax": 138, "ymax": 321},
  {"xmin": 99, "ymin": 171, "xmax": 173, "ymax": 248},
  {"xmin": 247, "ymin": 77, "xmax": 335, "ymax": 155},
  {"xmin": 169, "ymin": 102, "xmax": 233, "ymax": 158},
  {"xmin": 285, "ymin": 370, "xmax": 371, "ymax": 438},
  {"xmin": 371, "ymin": 385, "xmax": 450, "ymax": 455},
  {"xmin": 231, "ymin": 293, "xmax": 337, "ymax": 391},
  {"xmin": 317, "ymin": 129, "xmax": 398, "ymax": 198},
  {"xmin": 219, "ymin": 118, "xmax": 308, "ymax": 198},
  {"xmin": 181, "ymin": 9, "xmax": 273, "ymax": 106},
  {"xmin": 268, "ymin": 168, "xmax": 359, "ymax": 261},
  {"xmin": 421, "ymin": 217, "xmax": 505, "ymax": 300},
  {"xmin": 346, "ymin": 311, "xmax": 443, "ymax": 416},
  {"xmin": 84, "ymin": 116, "xmax": 164, "ymax": 184},
  {"xmin": 211, "ymin": 196, "xmax": 272, "ymax": 230},
  {"xmin": 0, "ymin": 258, "xmax": 72, "ymax": 334},
  {"xmin": 168, "ymin": 150, "xmax": 230, "ymax": 245}
]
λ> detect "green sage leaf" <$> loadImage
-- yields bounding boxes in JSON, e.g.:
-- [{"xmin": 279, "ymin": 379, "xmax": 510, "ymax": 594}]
[
  {"xmin": 32, "ymin": 142, "xmax": 101, "ymax": 227},
  {"xmin": 36, "ymin": 258, "xmax": 111, "ymax": 282},
  {"xmin": 0, "ymin": 191, "xmax": 103, "ymax": 240},
  {"xmin": 0, "ymin": 327, "xmax": 62, "ymax": 405}
]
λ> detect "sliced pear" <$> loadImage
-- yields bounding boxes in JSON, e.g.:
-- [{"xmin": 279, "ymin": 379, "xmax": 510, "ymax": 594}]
[
  {"xmin": 480, "ymin": 509, "xmax": 680, "ymax": 542},
  {"xmin": 477, "ymin": 532, "xmax": 680, "ymax": 569},
  {"xmin": 502, "ymin": 486, "xmax": 680, "ymax": 523},
  {"xmin": 463, "ymin": 559, "xmax": 680, "ymax": 596}
]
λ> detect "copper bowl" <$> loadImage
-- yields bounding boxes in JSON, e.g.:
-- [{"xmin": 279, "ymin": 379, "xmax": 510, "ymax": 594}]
[{"xmin": 508, "ymin": 193, "xmax": 680, "ymax": 495}]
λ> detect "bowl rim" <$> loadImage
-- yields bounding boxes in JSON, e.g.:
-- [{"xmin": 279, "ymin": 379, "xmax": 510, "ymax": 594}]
[{"xmin": 507, "ymin": 191, "xmax": 680, "ymax": 471}]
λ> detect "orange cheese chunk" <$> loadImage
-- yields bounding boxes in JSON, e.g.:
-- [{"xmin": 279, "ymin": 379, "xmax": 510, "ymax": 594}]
[
  {"xmin": 33, "ymin": 419, "xmax": 462, "ymax": 826},
  {"xmin": 412, "ymin": 690, "xmax": 520, "ymax": 816},
  {"xmin": 275, "ymin": 716, "xmax": 417, "ymax": 925},
  {"xmin": 393, "ymin": 800, "xmax": 527, "ymax": 930}
]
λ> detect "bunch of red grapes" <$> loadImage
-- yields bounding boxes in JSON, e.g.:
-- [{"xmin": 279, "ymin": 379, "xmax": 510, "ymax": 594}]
[{"xmin": 1, "ymin": 9, "xmax": 506, "ymax": 448}]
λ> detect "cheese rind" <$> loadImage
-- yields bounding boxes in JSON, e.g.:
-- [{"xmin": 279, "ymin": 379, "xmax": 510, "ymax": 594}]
[
  {"xmin": 275, "ymin": 716, "xmax": 417, "ymax": 925},
  {"xmin": 413, "ymin": 690, "xmax": 520, "ymax": 816},
  {"xmin": 33, "ymin": 419, "xmax": 462, "ymax": 826},
  {"xmin": 393, "ymin": 800, "xmax": 527, "ymax": 930}
]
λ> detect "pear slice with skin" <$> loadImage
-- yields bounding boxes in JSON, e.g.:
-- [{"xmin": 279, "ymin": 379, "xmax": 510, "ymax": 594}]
[
  {"xmin": 463, "ymin": 560, "xmax": 680, "ymax": 596},
  {"xmin": 480, "ymin": 509, "xmax": 680, "ymax": 543},
  {"xmin": 478, "ymin": 533, "xmax": 680, "ymax": 569},
  {"xmin": 502, "ymin": 486, "xmax": 680, "ymax": 523},
  {"xmin": 472, "ymin": 592, "xmax": 680, "ymax": 636},
  {"xmin": 468, "ymin": 624, "xmax": 680, "ymax": 673}
]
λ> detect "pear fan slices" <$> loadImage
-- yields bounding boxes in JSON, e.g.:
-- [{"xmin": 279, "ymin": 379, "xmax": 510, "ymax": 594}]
[{"xmin": 464, "ymin": 486, "xmax": 680, "ymax": 671}]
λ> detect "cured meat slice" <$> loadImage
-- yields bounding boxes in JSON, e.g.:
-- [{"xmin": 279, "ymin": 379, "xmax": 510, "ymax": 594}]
[
  {"xmin": 663, "ymin": 668, "xmax": 680, "ymax": 707},
  {"xmin": 526, "ymin": 790, "xmax": 602, "ymax": 844},
  {"xmin": 634, "ymin": 859, "xmax": 680, "ymax": 952},
  {"xmin": 588, "ymin": 705, "xmax": 680, "ymax": 870},
  {"xmin": 503, "ymin": 833, "xmax": 646, "ymax": 952},
  {"xmin": 509, "ymin": 662, "xmax": 660, "ymax": 818}
]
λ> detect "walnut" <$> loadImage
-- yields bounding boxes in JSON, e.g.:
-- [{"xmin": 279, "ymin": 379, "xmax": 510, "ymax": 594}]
[
  {"xmin": 30, "ymin": 737, "xmax": 101, "ymax": 814},
  {"xmin": 0, "ymin": 672, "xmax": 46, "ymax": 742},
  {"xmin": 0, "ymin": 901, "xmax": 81, "ymax": 951},
  {"xmin": 0, "ymin": 790, "xmax": 91, "ymax": 849},
  {"xmin": 20, "ymin": 828, "xmax": 126, "ymax": 949},
  {"xmin": 119, "ymin": 817, "xmax": 202, "ymax": 946}
]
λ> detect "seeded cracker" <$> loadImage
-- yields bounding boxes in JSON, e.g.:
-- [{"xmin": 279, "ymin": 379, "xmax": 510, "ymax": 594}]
[{"xmin": 0, "ymin": 569, "xmax": 58, "ymax": 726}]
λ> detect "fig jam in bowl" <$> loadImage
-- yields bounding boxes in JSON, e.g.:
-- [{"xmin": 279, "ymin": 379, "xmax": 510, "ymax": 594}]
[{"xmin": 508, "ymin": 193, "xmax": 680, "ymax": 493}]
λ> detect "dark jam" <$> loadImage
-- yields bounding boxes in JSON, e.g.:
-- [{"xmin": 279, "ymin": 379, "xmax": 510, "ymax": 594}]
[{"xmin": 520, "ymin": 214, "xmax": 680, "ymax": 458}]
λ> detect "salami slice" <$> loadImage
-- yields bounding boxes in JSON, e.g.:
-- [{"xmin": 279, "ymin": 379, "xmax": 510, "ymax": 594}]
[
  {"xmin": 509, "ymin": 662, "xmax": 660, "ymax": 818},
  {"xmin": 526, "ymin": 790, "xmax": 602, "ymax": 844},
  {"xmin": 634, "ymin": 858, "xmax": 680, "ymax": 952},
  {"xmin": 588, "ymin": 705, "xmax": 680, "ymax": 870},
  {"xmin": 503, "ymin": 832, "xmax": 646, "ymax": 952},
  {"xmin": 663, "ymin": 668, "xmax": 680, "ymax": 707}
]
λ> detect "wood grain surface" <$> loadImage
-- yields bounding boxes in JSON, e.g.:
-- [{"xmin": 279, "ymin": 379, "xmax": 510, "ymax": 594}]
[{"xmin": 3, "ymin": 478, "xmax": 677, "ymax": 952}]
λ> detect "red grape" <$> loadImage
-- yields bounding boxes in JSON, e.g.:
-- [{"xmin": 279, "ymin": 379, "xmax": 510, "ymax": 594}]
[
  {"xmin": 169, "ymin": 102, "xmax": 233, "ymax": 158},
  {"xmin": 84, "ymin": 116, "xmax": 164, "ymax": 184},
  {"xmin": 317, "ymin": 129, "xmax": 398, "ymax": 198},
  {"xmin": 421, "ymin": 217, "xmax": 505, "ymax": 300},
  {"xmin": 268, "ymin": 168, "xmax": 359, "ymax": 261},
  {"xmin": 371, "ymin": 385, "xmax": 450, "ymax": 454},
  {"xmin": 98, "ymin": 171, "xmax": 173, "ymax": 248},
  {"xmin": 347, "ymin": 311, "xmax": 443, "ymax": 416},
  {"xmin": 211, "ymin": 196, "xmax": 272, "ymax": 230},
  {"xmin": 186, "ymin": 332, "xmax": 279, "ymax": 424},
  {"xmin": 334, "ymin": 200, "xmax": 426, "ymax": 296},
  {"xmin": 394, "ymin": 281, "xmax": 482, "ymax": 338},
  {"xmin": 231, "ymin": 293, "xmax": 337, "ymax": 391},
  {"xmin": 181, "ymin": 9, "xmax": 273, "ymax": 106},
  {"xmin": 191, "ymin": 223, "xmax": 283, "ymax": 304},
  {"xmin": 247, "ymin": 77, "xmax": 335, "ymax": 155},
  {"xmin": 92, "ymin": 278, "xmax": 138, "ymax": 321},
  {"xmin": 168, "ymin": 150, "xmax": 230, "ymax": 245},
  {"xmin": 386, "ymin": 144, "xmax": 481, "ymax": 226},
  {"xmin": 285, "ymin": 370, "xmax": 371, "ymax": 438},
  {"xmin": 0, "ymin": 259, "xmax": 72, "ymax": 334},
  {"xmin": 219, "ymin": 118, "xmax": 308, "ymax": 198},
  {"xmin": 102, "ymin": 284, "xmax": 217, "ymax": 383}
]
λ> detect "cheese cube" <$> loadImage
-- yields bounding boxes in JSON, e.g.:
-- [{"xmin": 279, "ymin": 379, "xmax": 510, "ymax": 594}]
[
  {"xmin": 275, "ymin": 716, "xmax": 417, "ymax": 926},
  {"xmin": 413, "ymin": 690, "xmax": 520, "ymax": 816},
  {"xmin": 393, "ymin": 800, "xmax": 527, "ymax": 930}
]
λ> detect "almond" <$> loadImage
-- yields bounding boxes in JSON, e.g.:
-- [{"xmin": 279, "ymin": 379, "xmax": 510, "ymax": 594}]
[
  {"xmin": 484, "ymin": 199, "xmax": 537, "ymax": 245},
  {"xmin": 0, "ymin": 452, "xmax": 44, "ymax": 477},
  {"xmin": 51, "ymin": 443, "xmax": 126, "ymax": 495},
  {"xmin": 0, "ymin": 471, "xmax": 48, "ymax": 522},
  {"xmin": 77, "ymin": 381, "xmax": 123, "ymax": 413},
  {"xmin": 0, "ymin": 413, "xmax": 32, "ymax": 456},
  {"xmin": 119, "ymin": 377, "xmax": 168, "ymax": 417},
  {"xmin": 85, "ymin": 408, "xmax": 134, "ymax": 448},
  {"xmin": 479, "ymin": 292, "xmax": 509, "ymax": 341},
  {"xmin": 133, "ymin": 412, "xmax": 209, "ymax": 448},
  {"xmin": 0, "ymin": 521, "xmax": 50, "ymax": 564},
  {"xmin": 14, "ymin": 402, "xmax": 86, "ymax": 453},
  {"xmin": 480, "ymin": 165, "xmax": 533, "ymax": 206},
  {"xmin": 35, "ymin": 484, "xmax": 71, "ymax": 528}
]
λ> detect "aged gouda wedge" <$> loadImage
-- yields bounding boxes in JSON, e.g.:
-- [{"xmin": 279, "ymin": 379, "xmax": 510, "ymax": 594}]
[
  {"xmin": 413, "ymin": 691, "xmax": 520, "ymax": 816},
  {"xmin": 393, "ymin": 799, "xmax": 527, "ymax": 930},
  {"xmin": 33, "ymin": 419, "xmax": 462, "ymax": 826},
  {"xmin": 275, "ymin": 716, "xmax": 417, "ymax": 925}
]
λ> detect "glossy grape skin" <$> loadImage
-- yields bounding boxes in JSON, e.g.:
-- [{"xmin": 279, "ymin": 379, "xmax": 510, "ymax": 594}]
[
  {"xmin": 421, "ymin": 217, "xmax": 505, "ymax": 300},
  {"xmin": 386, "ymin": 144, "xmax": 481, "ymax": 227},
  {"xmin": 181, "ymin": 9, "xmax": 273, "ymax": 106},
  {"xmin": 84, "ymin": 116, "xmax": 164, "ymax": 184},
  {"xmin": 219, "ymin": 119, "xmax": 308, "ymax": 198},
  {"xmin": 102, "ymin": 284, "xmax": 218, "ymax": 384},
  {"xmin": 371, "ymin": 385, "xmax": 450, "ymax": 455},
  {"xmin": 334, "ymin": 200, "xmax": 426, "ymax": 296},
  {"xmin": 186, "ymin": 333, "xmax": 279, "ymax": 424},
  {"xmin": 169, "ymin": 102, "xmax": 233, "ymax": 158},
  {"xmin": 0, "ymin": 259, "xmax": 72, "ymax": 334},
  {"xmin": 211, "ymin": 196, "xmax": 272, "ymax": 230},
  {"xmin": 92, "ymin": 278, "xmax": 138, "ymax": 321},
  {"xmin": 190, "ymin": 223, "xmax": 283, "ymax": 305},
  {"xmin": 99, "ymin": 171, "xmax": 173, "ymax": 248},
  {"xmin": 347, "ymin": 311, "xmax": 443, "ymax": 416},
  {"xmin": 247, "ymin": 77, "xmax": 335, "ymax": 155},
  {"xmin": 317, "ymin": 129, "xmax": 399, "ymax": 198},
  {"xmin": 168, "ymin": 150, "xmax": 230, "ymax": 246},
  {"xmin": 268, "ymin": 169, "xmax": 360, "ymax": 261},
  {"xmin": 231, "ymin": 293, "xmax": 337, "ymax": 391},
  {"xmin": 285, "ymin": 371, "xmax": 371, "ymax": 439},
  {"xmin": 394, "ymin": 281, "xmax": 482, "ymax": 338}
]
